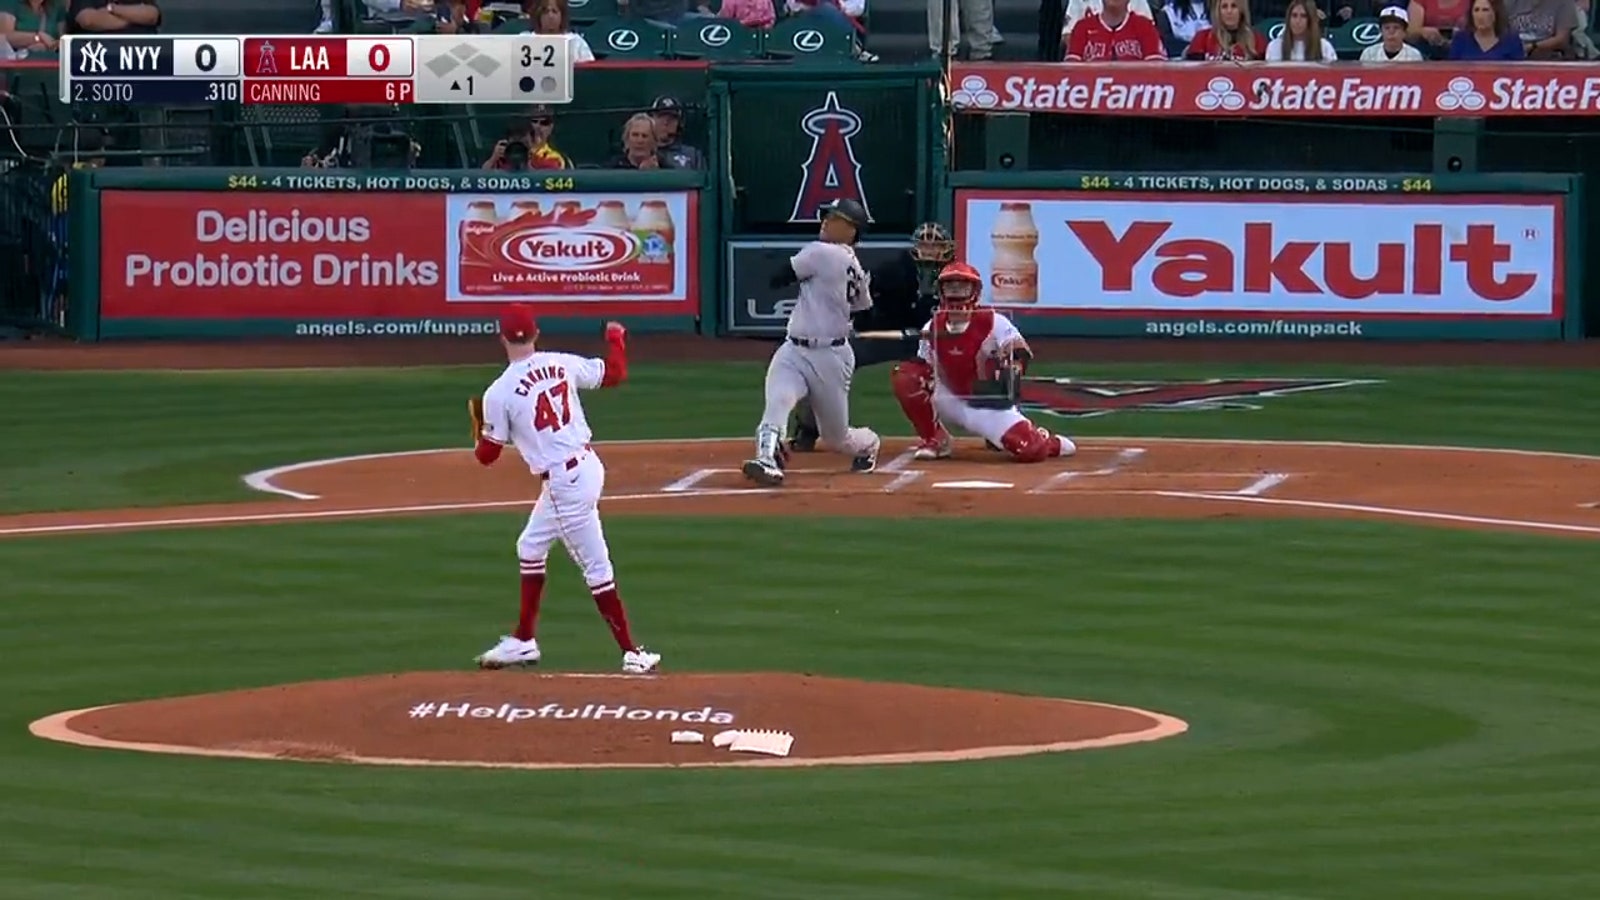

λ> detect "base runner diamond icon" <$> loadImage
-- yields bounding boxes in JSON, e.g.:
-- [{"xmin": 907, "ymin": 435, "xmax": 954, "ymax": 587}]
[{"xmin": 414, "ymin": 35, "xmax": 514, "ymax": 104}]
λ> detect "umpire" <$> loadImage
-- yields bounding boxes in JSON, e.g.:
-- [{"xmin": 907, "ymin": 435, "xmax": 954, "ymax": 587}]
[{"xmin": 789, "ymin": 221, "xmax": 956, "ymax": 452}]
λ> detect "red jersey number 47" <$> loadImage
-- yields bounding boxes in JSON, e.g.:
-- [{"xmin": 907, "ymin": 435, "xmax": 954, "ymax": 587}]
[{"xmin": 532, "ymin": 382, "xmax": 572, "ymax": 432}]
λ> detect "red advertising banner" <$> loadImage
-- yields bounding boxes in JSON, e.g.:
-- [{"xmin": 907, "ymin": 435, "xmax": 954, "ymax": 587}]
[
  {"xmin": 98, "ymin": 190, "xmax": 699, "ymax": 321},
  {"xmin": 948, "ymin": 62, "xmax": 1600, "ymax": 117}
]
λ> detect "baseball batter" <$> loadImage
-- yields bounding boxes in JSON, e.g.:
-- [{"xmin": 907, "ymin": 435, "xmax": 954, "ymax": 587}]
[
  {"xmin": 468, "ymin": 305, "xmax": 662, "ymax": 675},
  {"xmin": 742, "ymin": 198, "xmax": 882, "ymax": 486},
  {"xmin": 891, "ymin": 262, "xmax": 1077, "ymax": 462}
]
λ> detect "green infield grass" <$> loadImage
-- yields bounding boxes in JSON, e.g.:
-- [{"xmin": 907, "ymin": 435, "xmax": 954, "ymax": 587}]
[{"xmin": 0, "ymin": 361, "xmax": 1597, "ymax": 898}]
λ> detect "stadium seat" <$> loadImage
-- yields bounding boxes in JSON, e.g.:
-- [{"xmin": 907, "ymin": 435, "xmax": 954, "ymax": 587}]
[
  {"xmin": 672, "ymin": 17, "xmax": 763, "ymax": 59},
  {"xmin": 1258, "ymin": 17, "xmax": 1284, "ymax": 43},
  {"xmin": 1332, "ymin": 17, "xmax": 1380, "ymax": 57},
  {"xmin": 582, "ymin": 16, "xmax": 673, "ymax": 59},
  {"xmin": 764, "ymin": 14, "xmax": 857, "ymax": 61},
  {"xmin": 568, "ymin": 0, "xmax": 619, "ymax": 26}
]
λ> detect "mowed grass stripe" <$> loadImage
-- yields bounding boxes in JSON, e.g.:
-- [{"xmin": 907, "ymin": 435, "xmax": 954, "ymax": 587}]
[{"xmin": 3, "ymin": 517, "xmax": 1599, "ymax": 897}]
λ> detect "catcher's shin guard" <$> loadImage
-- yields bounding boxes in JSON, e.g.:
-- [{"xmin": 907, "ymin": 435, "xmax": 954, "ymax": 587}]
[
  {"xmin": 1000, "ymin": 420, "xmax": 1065, "ymax": 463},
  {"xmin": 890, "ymin": 361, "xmax": 949, "ymax": 443}
]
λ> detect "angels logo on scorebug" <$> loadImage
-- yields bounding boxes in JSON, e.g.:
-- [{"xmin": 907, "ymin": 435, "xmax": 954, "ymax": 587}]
[
  {"xmin": 788, "ymin": 91, "xmax": 873, "ymax": 224},
  {"xmin": 1017, "ymin": 377, "xmax": 1380, "ymax": 419}
]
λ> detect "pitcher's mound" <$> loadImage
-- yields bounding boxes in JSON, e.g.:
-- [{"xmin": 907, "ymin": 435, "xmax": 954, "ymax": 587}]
[{"xmin": 30, "ymin": 671, "xmax": 1187, "ymax": 769}]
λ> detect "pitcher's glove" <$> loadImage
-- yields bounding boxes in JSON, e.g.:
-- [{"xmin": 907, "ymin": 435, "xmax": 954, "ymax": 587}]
[{"xmin": 468, "ymin": 396, "xmax": 486, "ymax": 443}]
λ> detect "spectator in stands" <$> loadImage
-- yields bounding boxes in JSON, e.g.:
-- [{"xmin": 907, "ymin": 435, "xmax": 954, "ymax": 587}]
[
  {"xmin": 648, "ymin": 96, "xmax": 704, "ymax": 169},
  {"xmin": 786, "ymin": 0, "xmax": 877, "ymax": 59},
  {"xmin": 1505, "ymin": 0, "xmax": 1577, "ymax": 56},
  {"xmin": 1184, "ymin": 0, "xmax": 1265, "ymax": 55},
  {"xmin": 620, "ymin": 0, "xmax": 713, "ymax": 26},
  {"xmin": 1448, "ymin": 0, "xmax": 1524, "ymax": 54},
  {"xmin": 1155, "ymin": 0, "xmax": 1210, "ymax": 56},
  {"xmin": 1265, "ymin": 0, "xmax": 1335, "ymax": 55},
  {"xmin": 1054, "ymin": 0, "xmax": 1151, "ymax": 57},
  {"xmin": 2, "ymin": 0, "xmax": 65, "ymax": 58},
  {"xmin": 1361, "ymin": 4, "xmax": 1425, "ymax": 54},
  {"xmin": 717, "ymin": 0, "xmax": 777, "ymax": 27},
  {"xmin": 529, "ymin": 0, "xmax": 595, "ymax": 59},
  {"xmin": 1064, "ymin": 0, "xmax": 1164, "ymax": 57},
  {"xmin": 611, "ymin": 112, "xmax": 672, "ymax": 169},
  {"xmin": 66, "ymin": 0, "xmax": 160, "ymax": 33},
  {"xmin": 1406, "ymin": 0, "xmax": 1465, "ymax": 54},
  {"xmin": 930, "ymin": 0, "xmax": 997, "ymax": 60},
  {"xmin": 483, "ymin": 107, "xmax": 572, "ymax": 170}
]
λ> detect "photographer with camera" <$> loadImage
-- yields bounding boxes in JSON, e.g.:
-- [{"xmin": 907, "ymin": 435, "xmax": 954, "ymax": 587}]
[{"xmin": 482, "ymin": 106, "xmax": 571, "ymax": 170}]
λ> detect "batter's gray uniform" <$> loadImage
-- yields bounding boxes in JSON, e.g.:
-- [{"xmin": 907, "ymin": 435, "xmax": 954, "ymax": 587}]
[{"xmin": 746, "ymin": 241, "xmax": 881, "ymax": 482}]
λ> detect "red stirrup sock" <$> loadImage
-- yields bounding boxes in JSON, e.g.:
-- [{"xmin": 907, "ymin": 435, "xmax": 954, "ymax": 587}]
[
  {"xmin": 591, "ymin": 581, "xmax": 638, "ymax": 651},
  {"xmin": 516, "ymin": 558, "xmax": 546, "ymax": 641}
]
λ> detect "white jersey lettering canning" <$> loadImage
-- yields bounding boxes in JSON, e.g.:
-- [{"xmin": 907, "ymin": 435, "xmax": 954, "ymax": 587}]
[
  {"xmin": 786, "ymin": 241, "xmax": 871, "ymax": 342},
  {"xmin": 481, "ymin": 351, "xmax": 605, "ymax": 474}
]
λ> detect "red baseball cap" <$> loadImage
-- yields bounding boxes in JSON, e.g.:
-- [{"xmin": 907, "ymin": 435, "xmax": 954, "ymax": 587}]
[{"xmin": 498, "ymin": 304, "xmax": 538, "ymax": 343}]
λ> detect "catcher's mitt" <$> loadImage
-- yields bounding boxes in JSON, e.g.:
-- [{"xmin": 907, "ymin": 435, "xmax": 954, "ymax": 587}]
[
  {"xmin": 467, "ymin": 396, "xmax": 486, "ymax": 443},
  {"xmin": 971, "ymin": 362, "xmax": 1021, "ymax": 409}
]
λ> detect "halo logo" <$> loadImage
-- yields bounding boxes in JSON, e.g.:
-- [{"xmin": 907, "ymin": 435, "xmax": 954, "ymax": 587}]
[{"xmin": 1196, "ymin": 76, "xmax": 1245, "ymax": 111}]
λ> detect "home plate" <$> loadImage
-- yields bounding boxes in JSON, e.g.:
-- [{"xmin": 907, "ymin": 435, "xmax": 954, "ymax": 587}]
[{"xmin": 931, "ymin": 480, "xmax": 1014, "ymax": 489}]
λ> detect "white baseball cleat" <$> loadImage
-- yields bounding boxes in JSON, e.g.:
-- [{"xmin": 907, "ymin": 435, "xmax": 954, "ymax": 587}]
[
  {"xmin": 622, "ymin": 648, "xmax": 662, "ymax": 674},
  {"xmin": 912, "ymin": 437, "xmax": 952, "ymax": 460},
  {"xmin": 476, "ymin": 635, "xmax": 541, "ymax": 669},
  {"xmin": 742, "ymin": 458, "xmax": 784, "ymax": 486},
  {"xmin": 850, "ymin": 432, "xmax": 882, "ymax": 473}
]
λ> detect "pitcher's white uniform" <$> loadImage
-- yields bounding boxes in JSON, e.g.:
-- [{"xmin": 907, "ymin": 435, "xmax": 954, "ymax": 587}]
[
  {"xmin": 481, "ymin": 352, "xmax": 615, "ymax": 585},
  {"xmin": 471, "ymin": 310, "xmax": 660, "ymax": 675}
]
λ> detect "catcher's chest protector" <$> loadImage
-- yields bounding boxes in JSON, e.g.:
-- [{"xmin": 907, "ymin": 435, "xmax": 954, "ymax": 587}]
[{"xmin": 929, "ymin": 311, "xmax": 996, "ymax": 391}]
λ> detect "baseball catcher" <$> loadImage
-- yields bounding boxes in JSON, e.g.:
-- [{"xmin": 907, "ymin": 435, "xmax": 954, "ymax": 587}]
[{"xmin": 889, "ymin": 261, "xmax": 1077, "ymax": 462}]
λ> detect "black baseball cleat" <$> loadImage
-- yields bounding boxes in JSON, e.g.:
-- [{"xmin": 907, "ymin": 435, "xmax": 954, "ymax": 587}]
[
  {"xmin": 789, "ymin": 423, "xmax": 820, "ymax": 452},
  {"xmin": 742, "ymin": 458, "xmax": 785, "ymax": 486}
]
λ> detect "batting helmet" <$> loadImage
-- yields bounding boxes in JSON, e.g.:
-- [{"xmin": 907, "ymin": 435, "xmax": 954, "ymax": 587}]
[{"xmin": 818, "ymin": 198, "xmax": 870, "ymax": 232}]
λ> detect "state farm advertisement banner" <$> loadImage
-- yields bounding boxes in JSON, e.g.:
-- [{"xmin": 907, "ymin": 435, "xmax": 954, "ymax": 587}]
[
  {"xmin": 99, "ymin": 191, "xmax": 698, "ymax": 322},
  {"xmin": 955, "ymin": 190, "xmax": 1563, "ymax": 318},
  {"xmin": 949, "ymin": 62, "xmax": 1600, "ymax": 116}
]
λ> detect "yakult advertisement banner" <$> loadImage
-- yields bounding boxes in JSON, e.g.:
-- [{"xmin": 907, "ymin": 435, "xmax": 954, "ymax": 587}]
[
  {"xmin": 98, "ymin": 190, "xmax": 698, "ymax": 329},
  {"xmin": 955, "ymin": 189, "xmax": 1565, "ymax": 327}
]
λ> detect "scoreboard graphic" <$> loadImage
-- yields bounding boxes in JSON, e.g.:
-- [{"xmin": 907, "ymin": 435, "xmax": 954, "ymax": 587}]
[{"xmin": 61, "ymin": 34, "xmax": 576, "ymax": 106}]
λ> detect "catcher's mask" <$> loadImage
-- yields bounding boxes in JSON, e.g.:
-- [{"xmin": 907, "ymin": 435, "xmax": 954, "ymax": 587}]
[
  {"xmin": 936, "ymin": 261, "xmax": 983, "ymax": 333},
  {"xmin": 910, "ymin": 222, "xmax": 955, "ymax": 267}
]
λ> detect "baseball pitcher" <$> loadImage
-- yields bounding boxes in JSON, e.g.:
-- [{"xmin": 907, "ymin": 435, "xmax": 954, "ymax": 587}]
[
  {"xmin": 742, "ymin": 198, "xmax": 882, "ymax": 486},
  {"xmin": 468, "ymin": 305, "xmax": 662, "ymax": 675},
  {"xmin": 890, "ymin": 262, "xmax": 1077, "ymax": 462}
]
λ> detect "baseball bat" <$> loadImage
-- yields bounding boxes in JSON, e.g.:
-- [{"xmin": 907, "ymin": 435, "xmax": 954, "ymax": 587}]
[{"xmin": 853, "ymin": 329, "xmax": 921, "ymax": 340}]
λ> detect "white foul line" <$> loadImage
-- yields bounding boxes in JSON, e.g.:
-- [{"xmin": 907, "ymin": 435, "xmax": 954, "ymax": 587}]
[
  {"xmin": 660, "ymin": 469, "xmax": 718, "ymax": 493},
  {"xmin": 1235, "ymin": 473, "xmax": 1290, "ymax": 496},
  {"xmin": 878, "ymin": 447, "xmax": 920, "ymax": 474},
  {"xmin": 1030, "ymin": 446, "xmax": 1147, "ymax": 494},
  {"xmin": 882, "ymin": 470, "xmax": 924, "ymax": 492},
  {"xmin": 1154, "ymin": 491, "xmax": 1600, "ymax": 537},
  {"xmin": 0, "ymin": 489, "xmax": 802, "ymax": 538}
]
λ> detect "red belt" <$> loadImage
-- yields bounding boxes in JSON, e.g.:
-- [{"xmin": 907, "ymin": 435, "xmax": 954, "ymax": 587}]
[{"xmin": 540, "ymin": 444, "xmax": 590, "ymax": 481}]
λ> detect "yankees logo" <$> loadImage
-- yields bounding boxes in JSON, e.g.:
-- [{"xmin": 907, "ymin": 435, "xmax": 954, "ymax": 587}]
[{"xmin": 788, "ymin": 91, "xmax": 872, "ymax": 225}]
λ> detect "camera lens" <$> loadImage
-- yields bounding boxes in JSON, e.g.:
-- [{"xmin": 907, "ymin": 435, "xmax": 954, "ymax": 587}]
[
  {"xmin": 1447, "ymin": 156, "xmax": 1463, "ymax": 172},
  {"xmin": 999, "ymin": 153, "xmax": 1015, "ymax": 170}
]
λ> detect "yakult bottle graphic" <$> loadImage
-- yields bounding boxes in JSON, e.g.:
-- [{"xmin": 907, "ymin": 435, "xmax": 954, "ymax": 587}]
[
  {"xmin": 459, "ymin": 200, "xmax": 501, "ymax": 269},
  {"xmin": 595, "ymin": 200, "xmax": 632, "ymax": 231},
  {"xmin": 631, "ymin": 199, "xmax": 676, "ymax": 264},
  {"xmin": 989, "ymin": 201, "xmax": 1039, "ymax": 303},
  {"xmin": 507, "ymin": 199, "xmax": 544, "ymax": 223}
]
